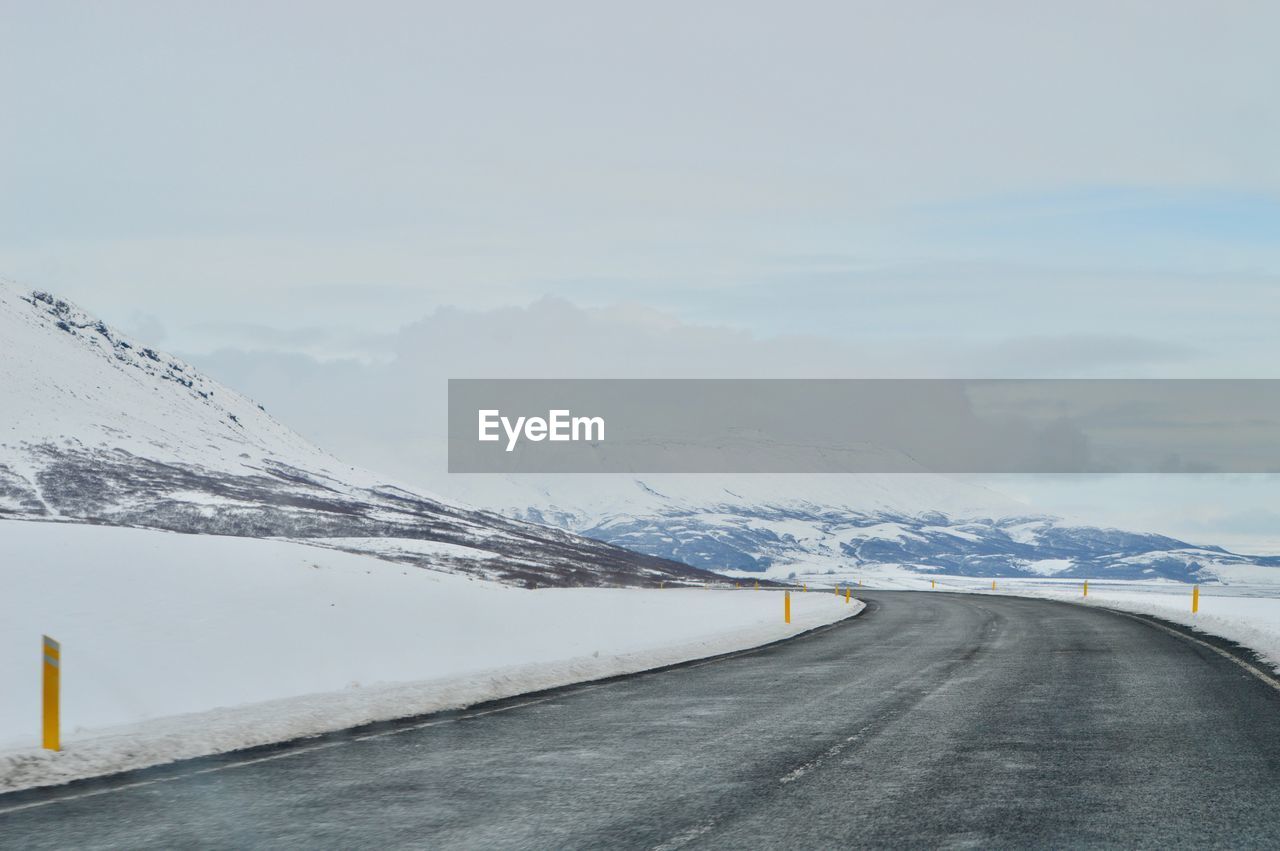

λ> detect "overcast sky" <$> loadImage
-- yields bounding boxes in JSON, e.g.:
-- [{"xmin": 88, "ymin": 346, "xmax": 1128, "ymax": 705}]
[{"xmin": 3, "ymin": 2, "xmax": 1279, "ymax": 547}]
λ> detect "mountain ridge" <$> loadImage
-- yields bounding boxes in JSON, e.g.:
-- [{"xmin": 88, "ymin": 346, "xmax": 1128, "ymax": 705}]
[
  {"xmin": 442, "ymin": 473, "xmax": 1280, "ymax": 584},
  {"xmin": 0, "ymin": 284, "xmax": 725, "ymax": 588}
]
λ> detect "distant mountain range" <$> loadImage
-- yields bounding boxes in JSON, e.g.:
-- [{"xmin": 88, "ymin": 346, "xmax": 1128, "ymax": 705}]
[
  {"xmin": 0, "ymin": 285, "xmax": 722, "ymax": 588},
  {"xmin": 444, "ymin": 474, "xmax": 1280, "ymax": 584}
]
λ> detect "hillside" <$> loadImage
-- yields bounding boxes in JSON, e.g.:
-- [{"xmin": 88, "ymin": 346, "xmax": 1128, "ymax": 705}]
[{"xmin": 0, "ymin": 285, "xmax": 721, "ymax": 588}]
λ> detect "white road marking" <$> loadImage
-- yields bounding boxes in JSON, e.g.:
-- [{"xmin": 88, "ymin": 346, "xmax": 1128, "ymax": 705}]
[
  {"xmin": 1115, "ymin": 610, "xmax": 1280, "ymax": 693},
  {"xmin": 0, "ymin": 693, "xmax": 567, "ymax": 816},
  {"xmin": 0, "ymin": 742, "xmax": 346, "ymax": 816},
  {"xmin": 651, "ymin": 818, "xmax": 718, "ymax": 851},
  {"xmin": 351, "ymin": 696, "xmax": 558, "ymax": 742},
  {"xmin": 779, "ymin": 721, "xmax": 875, "ymax": 785}
]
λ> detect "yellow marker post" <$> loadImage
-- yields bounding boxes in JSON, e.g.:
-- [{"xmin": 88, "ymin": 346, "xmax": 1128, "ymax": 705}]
[
  {"xmin": 803, "ymin": 583, "xmax": 807, "ymax": 592},
  {"xmin": 42, "ymin": 635, "xmax": 60, "ymax": 751},
  {"xmin": 931, "ymin": 580, "xmax": 936, "ymax": 589},
  {"xmin": 992, "ymin": 579, "xmax": 997, "ymax": 591},
  {"xmin": 1192, "ymin": 584, "xmax": 1200, "ymax": 614},
  {"xmin": 1083, "ymin": 580, "xmax": 1088, "ymax": 598},
  {"xmin": 784, "ymin": 590, "xmax": 791, "ymax": 624},
  {"xmin": 845, "ymin": 588, "xmax": 851, "ymax": 603},
  {"xmin": 754, "ymin": 580, "xmax": 759, "ymax": 591}
]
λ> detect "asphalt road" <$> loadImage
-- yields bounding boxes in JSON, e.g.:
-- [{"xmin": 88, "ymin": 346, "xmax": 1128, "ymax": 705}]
[{"xmin": 5, "ymin": 591, "xmax": 1280, "ymax": 849}]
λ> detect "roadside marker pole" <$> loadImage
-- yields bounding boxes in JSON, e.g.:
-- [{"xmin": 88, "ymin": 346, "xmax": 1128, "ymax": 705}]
[
  {"xmin": 1083, "ymin": 580, "xmax": 1088, "ymax": 598},
  {"xmin": 931, "ymin": 580, "xmax": 936, "ymax": 589},
  {"xmin": 845, "ymin": 588, "xmax": 851, "ymax": 603},
  {"xmin": 42, "ymin": 635, "xmax": 60, "ymax": 751},
  {"xmin": 784, "ymin": 590, "xmax": 791, "ymax": 624},
  {"xmin": 1192, "ymin": 585, "xmax": 1200, "ymax": 614}
]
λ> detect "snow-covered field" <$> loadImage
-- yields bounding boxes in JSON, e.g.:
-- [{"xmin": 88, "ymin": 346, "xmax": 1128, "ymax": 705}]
[{"xmin": 0, "ymin": 520, "xmax": 859, "ymax": 792}]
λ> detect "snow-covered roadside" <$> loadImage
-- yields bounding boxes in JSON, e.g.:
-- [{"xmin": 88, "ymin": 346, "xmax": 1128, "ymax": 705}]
[
  {"xmin": 940, "ymin": 576, "xmax": 1280, "ymax": 672},
  {"xmin": 0, "ymin": 520, "xmax": 859, "ymax": 793},
  {"xmin": 731, "ymin": 560, "xmax": 1280, "ymax": 676}
]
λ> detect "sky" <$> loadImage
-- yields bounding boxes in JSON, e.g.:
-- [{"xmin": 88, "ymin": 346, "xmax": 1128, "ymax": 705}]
[{"xmin": 3, "ymin": 1, "xmax": 1279, "ymax": 547}]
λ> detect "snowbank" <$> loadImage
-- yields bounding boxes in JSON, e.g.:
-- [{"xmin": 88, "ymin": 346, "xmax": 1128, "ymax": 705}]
[
  {"xmin": 946, "ymin": 576, "xmax": 1280, "ymax": 671},
  {"xmin": 0, "ymin": 520, "xmax": 859, "ymax": 792},
  {"xmin": 736, "ymin": 560, "xmax": 1280, "ymax": 676}
]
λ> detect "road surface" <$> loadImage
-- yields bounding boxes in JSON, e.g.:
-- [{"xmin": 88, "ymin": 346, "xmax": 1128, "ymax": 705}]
[{"xmin": 4, "ymin": 591, "xmax": 1280, "ymax": 848}]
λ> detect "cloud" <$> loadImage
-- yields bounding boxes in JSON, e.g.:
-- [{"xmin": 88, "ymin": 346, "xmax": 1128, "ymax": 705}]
[
  {"xmin": 188, "ymin": 320, "xmax": 394, "ymax": 361},
  {"xmin": 190, "ymin": 297, "xmax": 1222, "ymax": 484},
  {"xmin": 969, "ymin": 335, "xmax": 1196, "ymax": 376},
  {"xmin": 3, "ymin": 2, "xmax": 1278, "ymax": 346},
  {"xmin": 122, "ymin": 311, "xmax": 168, "ymax": 345},
  {"xmin": 979, "ymin": 474, "xmax": 1280, "ymax": 553}
]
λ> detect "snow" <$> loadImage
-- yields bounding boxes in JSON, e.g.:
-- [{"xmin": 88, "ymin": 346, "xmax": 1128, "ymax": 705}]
[
  {"xmin": 0, "ymin": 281, "xmax": 734, "ymax": 589},
  {"xmin": 443, "ymin": 472, "xmax": 1030, "ymax": 526},
  {"xmin": 1002, "ymin": 519, "xmax": 1050, "ymax": 545},
  {"xmin": 920, "ymin": 525, "xmax": 985, "ymax": 542},
  {"xmin": 441, "ymin": 468, "xmax": 1280, "ymax": 585},
  {"xmin": 0, "ymin": 282, "xmax": 466, "ymax": 509},
  {"xmin": 839, "ymin": 522, "xmax": 922, "ymax": 543},
  {"xmin": 767, "ymin": 559, "xmax": 1280, "ymax": 678},
  {"xmin": 296, "ymin": 536, "xmax": 502, "ymax": 562},
  {"xmin": 0, "ymin": 287, "xmax": 318, "ymax": 477},
  {"xmin": 942, "ymin": 575, "xmax": 1280, "ymax": 672},
  {"xmin": 1022, "ymin": 558, "xmax": 1075, "ymax": 576},
  {"xmin": 0, "ymin": 519, "xmax": 859, "ymax": 792}
]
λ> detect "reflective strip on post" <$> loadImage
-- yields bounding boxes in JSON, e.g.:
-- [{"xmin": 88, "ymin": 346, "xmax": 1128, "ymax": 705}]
[{"xmin": 42, "ymin": 635, "xmax": 60, "ymax": 752}]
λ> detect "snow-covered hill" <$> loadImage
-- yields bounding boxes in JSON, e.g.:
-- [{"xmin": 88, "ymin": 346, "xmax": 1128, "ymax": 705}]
[
  {"xmin": 0, "ymin": 285, "xmax": 722, "ymax": 588},
  {"xmin": 445, "ymin": 474, "xmax": 1280, "ymax": 584}
]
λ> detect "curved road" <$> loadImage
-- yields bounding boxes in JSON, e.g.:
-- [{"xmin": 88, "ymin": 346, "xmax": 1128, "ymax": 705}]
[{"xmin": 4, "ymin": 591, "xmax": 1280, "ymax": 848}]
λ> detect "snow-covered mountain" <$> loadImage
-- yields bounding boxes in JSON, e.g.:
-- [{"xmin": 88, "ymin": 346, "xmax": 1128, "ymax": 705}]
[
  {"xmin": 444, "ymin": 474, "xmax": 1280, "ymax": 584},
  {"xmin": 0, "ymin": 285, "xmax": 725, "ymax": 588}
]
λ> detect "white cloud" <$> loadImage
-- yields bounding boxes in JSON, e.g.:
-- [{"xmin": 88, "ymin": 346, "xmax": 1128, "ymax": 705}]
[
  {"xmin": 1, "ymin": 2, "xmax": 1277, "ymax": 333},
  {"xmin": 191, "ymin": 297, "xmax": 1213, "ymax": 480}
]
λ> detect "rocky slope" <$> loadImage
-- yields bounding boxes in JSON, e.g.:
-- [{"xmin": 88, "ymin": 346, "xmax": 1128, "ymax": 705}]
[{"xmin": 0, "ymin": 285, "xmax": 723, "ymax": 588}]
